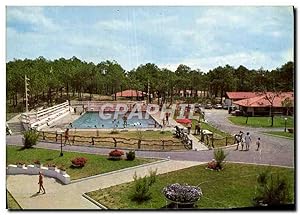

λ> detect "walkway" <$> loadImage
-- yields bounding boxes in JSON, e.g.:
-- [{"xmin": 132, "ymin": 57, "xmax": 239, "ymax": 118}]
[{"xmin": 7, "ymin": 160, "xmax": 203, "ymax": 209}]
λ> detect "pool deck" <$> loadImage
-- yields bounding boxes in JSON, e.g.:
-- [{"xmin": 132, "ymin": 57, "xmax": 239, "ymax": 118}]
[{"xmin": 40, "ymin": 110, "xmax": 208, "ymax": 150}]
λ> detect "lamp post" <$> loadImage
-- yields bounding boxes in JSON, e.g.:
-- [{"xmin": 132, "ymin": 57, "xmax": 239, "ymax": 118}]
[
  {"xmin": 284, "ymin": 117, "xmax": 287, "ymax": 132},
  {"xmin": 57, "ymin": 129, "xmax": 63, "ymax": 156}
]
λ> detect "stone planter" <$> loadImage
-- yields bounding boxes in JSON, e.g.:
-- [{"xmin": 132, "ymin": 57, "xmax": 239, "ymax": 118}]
[
  {"xmin": 48, "ymin": 166, "xmax": 56, "ymax": 171},
  {"xmin": 34, "ymin": 164, "xmax": 42, "ymax": 168},
  {"xmin": 60, "ymin": 170, "xmax": 66, "ymax": 175}
]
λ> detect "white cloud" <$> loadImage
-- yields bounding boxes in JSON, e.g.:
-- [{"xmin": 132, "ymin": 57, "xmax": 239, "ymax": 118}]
[
  {"xmin": 7, "ymin": 7, "xmax": 58, "ymax": 31},
  {"xmin": 94, "ymin": 19, "xmax": 132, "ymax": 31}
]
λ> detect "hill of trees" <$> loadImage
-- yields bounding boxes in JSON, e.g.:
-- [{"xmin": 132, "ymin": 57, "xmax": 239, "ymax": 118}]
[{"xmin": 6, "ymin": 56, "xmax": 294, "ymax": 112}]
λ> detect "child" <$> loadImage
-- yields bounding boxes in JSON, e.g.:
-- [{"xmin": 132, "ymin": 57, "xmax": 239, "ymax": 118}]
[{"xmin": 256, "ymin": 137, "xmax": 261, "ymax": 151}]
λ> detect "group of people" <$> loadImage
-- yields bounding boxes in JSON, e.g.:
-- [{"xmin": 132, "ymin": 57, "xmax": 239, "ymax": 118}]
[{"xmin": 234, "ymin": 131, "xmax": 261, "ymax": 151}]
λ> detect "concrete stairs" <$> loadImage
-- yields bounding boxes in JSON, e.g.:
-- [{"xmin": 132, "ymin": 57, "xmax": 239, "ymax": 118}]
[{"xmin": 7, "ymin": 122, "xmax": 24, "ymax": 135}]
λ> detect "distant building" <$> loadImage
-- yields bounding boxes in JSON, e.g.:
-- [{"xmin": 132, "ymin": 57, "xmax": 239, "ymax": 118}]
[
  {"xmin": 114, "ymin": 89, "xmax": 146, "ymax": 100},
  {"xmin": 225, "ymin": 92, "xmax": 258, "ymax": 106},
  {"xmin": 232, "ymin": 92, "xmax": 294, "ymax": 116}
]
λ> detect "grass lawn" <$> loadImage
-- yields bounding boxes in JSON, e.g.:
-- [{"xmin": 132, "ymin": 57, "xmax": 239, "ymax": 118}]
[
  {"xmin": 263, "ymin": 131, "xmax": 294, "ymax": 139},
  {"xmin": 7, "ymin": 146, "xmax": 157, "ymax": 180},
  {"xmin": 189, "ymin": 119, "xmax": 234, "ymax": 147},
  {"xmin": 86, "ymin": 163, "xmax": 294, "ymax": 209},
  {"xmin": 7, "ymin": 190, "xmax": 21, "ymax": 210},
  {"xmin": 228, "ymin": 116, "xmax": 294, "ymax": 128}
]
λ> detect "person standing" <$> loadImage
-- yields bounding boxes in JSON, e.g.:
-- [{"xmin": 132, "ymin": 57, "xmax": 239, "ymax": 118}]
[
  {"xmin": 245, "ymin": 132, "xmax": 251, "ymax": 151},
  {"xmin": 165, "ymin": 113, "xmax": 169, "ymax": 125},
  {"xmin": 187, "ymin": 122, "xmax": 192, "ymax": 135},
  {"xmin": 235, "ymin": 131, "xmax": 243, "ymax": 150},
  {"xmin": 197, "ymin": 121, "xmax": 201, "ymax": 135},
  {"xmin": 64, "ymin": 128, "xmax": 71, "ymax": 145},
  {"xmin": 37, "ymin": 171, "xmax": 46, "ymax": 194},
  {"xmin": 256, "ymin": 137, "xmax": 261, "ymax": 151}
]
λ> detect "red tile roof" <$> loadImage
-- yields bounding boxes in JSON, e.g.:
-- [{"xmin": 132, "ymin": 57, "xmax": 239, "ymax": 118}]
[
  {"xmin": 115, "ymin": 90, "xmax": 145, "ymax": 97},
  {"xmin": 233, "ymin": 92, "xmax": 294, "ymax": 108},
  {"xmin": 226, "ymin": 92, "xmax": 258, "ymax": 100}
]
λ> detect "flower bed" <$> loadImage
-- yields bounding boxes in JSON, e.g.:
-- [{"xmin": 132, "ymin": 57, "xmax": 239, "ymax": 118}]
[
  {"xmin": 71, "ymin": 157, "xmax": 87, "ymax": 167},
  {"xmin": 162, "ymin": 183, "xmax": 202, "ymax": 205},
  {"xmin": 108, "ymin": 149, "xmax": 124, "ymax": 160}
]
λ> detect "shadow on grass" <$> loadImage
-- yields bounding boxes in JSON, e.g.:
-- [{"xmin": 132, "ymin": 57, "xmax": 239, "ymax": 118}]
[
  {"xmin": 160, "ymin": 202, "xmax": 198, "ymax": 209},
  {"xmin": 17, "ymin": 146, "xmax": 35, "ymax": 151}
]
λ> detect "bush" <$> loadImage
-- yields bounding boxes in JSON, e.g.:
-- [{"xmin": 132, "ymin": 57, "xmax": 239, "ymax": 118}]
[
  {"xmin": 253, "ymin": 171, "xmax": 292, "ymax": 206},
  {"xmin": 130, "ymin": 169, "xmax": 157, "ymax": 203},
  {"xmin": 23, "ymin": 129, "xmax": 39, "ymax": 148},
  {"xmin": 33, "ymin": 160, "xmax": 40, "ymax": 165},
  {"xmin": 126, "ymin": 150, "xmax": 136, "ymax": 161},
  {"xmin": 110, "ymin": 129, "xmax": 119, "ymax": 134},
  {"xmin": 71, "ymin": 157, "xmax": 87, "ymax": 167},
  {"xmin": 213, "ymin": 148, "xmax": 227, "ymax": 169}
]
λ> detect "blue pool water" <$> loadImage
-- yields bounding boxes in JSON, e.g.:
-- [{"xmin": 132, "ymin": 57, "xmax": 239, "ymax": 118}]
[{"xmin": 71, "ymin": 112, "xmax": 157, "ymax": 129}]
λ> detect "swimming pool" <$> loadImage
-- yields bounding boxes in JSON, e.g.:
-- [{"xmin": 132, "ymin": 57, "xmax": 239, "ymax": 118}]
[{"xmin": 70, "ymin": 111, "xmax": 158, "ymax": 129}]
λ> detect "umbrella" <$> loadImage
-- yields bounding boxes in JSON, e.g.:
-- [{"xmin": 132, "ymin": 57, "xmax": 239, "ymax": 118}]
[{"xmin": 176, "ymin": 118, "xmax": 192, "ymax": 124}]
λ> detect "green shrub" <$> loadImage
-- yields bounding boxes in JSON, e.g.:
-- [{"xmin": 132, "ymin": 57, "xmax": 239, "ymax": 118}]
[
  {"xmin": 213, "ymin": 148, "xmax": 227, "ymax": 169},
  {"xmin": 130, "ymin": 169, "xmax": 157, "ymax": 203},
  {"xmin": 148, "ymin": 168, "xmax": 157, "ymax": 185},
  {"xmin": 110, "ymin": 129, "xmax": 119, "ymax": 134},
  {"xmin": 23, "ymin": 129, "xmax": 39, "ymax": 148},
  {"xmin": 253, "ymin": 171, "xmax": 292, "ymax": 206},
  {"xmin": 126, "ymin": 150, "xmax": 136, "ymax": 161}
]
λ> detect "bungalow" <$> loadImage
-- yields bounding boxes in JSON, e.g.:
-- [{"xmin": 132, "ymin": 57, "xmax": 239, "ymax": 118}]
[
  {"xmin": 233, "ymin": 92, "xmax": 294, "ymax": 116},
  {"xmin": 225, "ymin": 92, "xmax": 257, "ymax": 106},
  {"xmin": 113, "ymin": 89, "xmax": 147, "ymax": 100}
]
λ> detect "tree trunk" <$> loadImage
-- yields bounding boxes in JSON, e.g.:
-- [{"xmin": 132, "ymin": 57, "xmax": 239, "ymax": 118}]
[{"xmin": 66, "ymin": 82, "xmax": 69, "ymax": 99}]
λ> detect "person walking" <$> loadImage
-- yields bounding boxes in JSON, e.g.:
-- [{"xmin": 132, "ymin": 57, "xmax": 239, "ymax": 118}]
[
  {"xmin": 37, "ymin": 171, "xmax": 46, "ymax": 194},
  {"xmin": 256, "ymin": 137, "xmax": 261, "ymax": 151},
  {"xmin": 187, "ymin": 122, "xmax": 192, "ymax": 135},
  {"xmin": 245, "ymin": 132, "xmax": 251, "ymax": 151},
  {"xmin": 64, "ymin": 128, "xmax": 71, "ymax": 145}
]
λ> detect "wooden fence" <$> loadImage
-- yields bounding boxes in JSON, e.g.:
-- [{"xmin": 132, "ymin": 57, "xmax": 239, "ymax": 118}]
[{"xmin": 38, "ymin": 131, "xmax": 187, "ymax": 151}]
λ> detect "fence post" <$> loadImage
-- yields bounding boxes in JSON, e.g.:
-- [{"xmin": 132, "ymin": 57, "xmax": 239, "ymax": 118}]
[
  {"xmin": 138, "ymin": 140, "xmax": 141, "ymax": 149},
  {"xmin": 43, "ymin": 131, "xmax": 45, "ymax": 140},
  {"xmin": 92, "ymin": 137, "xmax": 95, "ymax": 145},
  {"xmin": 73, "ymin": 136, "xmax": 75, "ymax": 144},
  {"xmin": 113, "ymin": 138, "xmax": 117, "ymax": 148},
  {"xmin": 162, "ymin": 140, "xmax": 165, "ymax": 150},
  {"xmin": 225, "ymin": 137, "xmax": 228, "ymax": 146},
  {"xmin": 211, "ymin": 134, "xmax": 214, "ymax": 148},
  {"xmin": 55, "ymin": 131, "xmax": 58, "ymax": 142}
]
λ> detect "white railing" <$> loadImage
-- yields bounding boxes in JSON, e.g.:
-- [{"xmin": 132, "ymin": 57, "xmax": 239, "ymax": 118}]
[{"xmin": 21, "ymin": 101, "xmax": 70, "ymax": 130}]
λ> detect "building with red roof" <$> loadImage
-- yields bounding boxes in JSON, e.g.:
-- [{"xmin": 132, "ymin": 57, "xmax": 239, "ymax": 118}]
[
  {"xmin": 114, "ymin": 89, "xmax": 146, "ymax": 100},
  {"xmin": 233, "ymin": 92, "xmax": 294, "ymax": 116}
]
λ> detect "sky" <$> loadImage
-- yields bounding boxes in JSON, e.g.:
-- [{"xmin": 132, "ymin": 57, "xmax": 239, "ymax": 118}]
[{"xmin": 6, "ymin": 6, "xmax": 294, "ymax": 72}]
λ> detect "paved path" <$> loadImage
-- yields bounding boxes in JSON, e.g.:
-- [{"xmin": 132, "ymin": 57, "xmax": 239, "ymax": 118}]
[
  {"xmin": 203, "ymin": 109, "xmax": 294, "ymax": 157},
  {"xmin": 6, "ymin": 134, "xmax": 294, "ymax": 167},
  {"xmin": 7, "ymin": 160, "xmax": 203, "ymax": 209}
]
